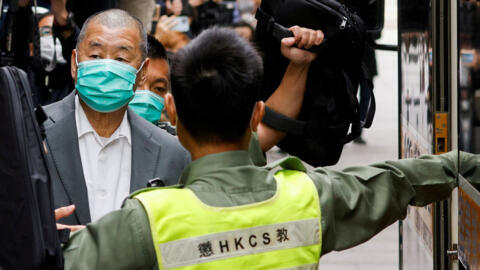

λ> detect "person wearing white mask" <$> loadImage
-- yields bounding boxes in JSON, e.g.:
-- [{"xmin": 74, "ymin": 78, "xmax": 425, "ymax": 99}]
[{"xmin": 30, "ymin": 11, "xmax": 73, "ymax": 105}]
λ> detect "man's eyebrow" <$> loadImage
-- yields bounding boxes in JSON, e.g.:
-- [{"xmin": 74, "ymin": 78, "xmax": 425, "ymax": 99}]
[
  {"xmin": 117, "ymin": 45, "xmax": 134, "ymax": 52},
  {"xmin": 88, "ymin": 40, "xmax": 103, "ymax": 47},
  {"xmin": 153, "ymin": 78, "xmax": 168, "ymax": 84}
]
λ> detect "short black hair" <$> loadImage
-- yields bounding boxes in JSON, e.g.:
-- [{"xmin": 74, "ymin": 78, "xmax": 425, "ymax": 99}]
[
  {"xmin": 171, "ymin": 27, "xmax": 263, "ymax": 143},
  {"xmin": 147, "ymin": 35, "xmax": 167, "ymax": 60}
]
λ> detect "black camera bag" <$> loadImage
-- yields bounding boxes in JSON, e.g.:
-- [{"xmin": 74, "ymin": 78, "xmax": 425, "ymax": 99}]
[
  {"xmin": 0, "ymin": 66, "xmax": 64, "ymax": 269},
  {"xmin": 255, "ymin": 0, "xmax": 376, "ymax": 166}
]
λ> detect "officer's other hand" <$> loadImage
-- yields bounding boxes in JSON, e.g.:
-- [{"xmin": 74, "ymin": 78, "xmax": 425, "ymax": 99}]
[
  {"xmin": 55, "ymin": 205, "xmax": 85, "ymax": 232},
  {"xmin": 280, "ymin": 26, "xmax": 324, "ymax": 65}
]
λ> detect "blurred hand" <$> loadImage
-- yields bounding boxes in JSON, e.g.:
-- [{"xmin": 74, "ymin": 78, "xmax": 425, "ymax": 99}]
[
  {"xmin": 55, "ymin": 205, "xmax": 85, "ymax": 232},
  {"xmin": 18, "ymin": 0, "xmax": 30, "ymax": 8},
  {"xmin": 50, "ymin": 0, "xmax": 69, "ymax": 25},
  {"xmin": 189, "ymin": 0, "xmax": 204, "ymax": 8},
  {"xmin": 280, "ymin": 26, "xmax": 324, "ymax": 66},
  {"xmin": 155, "ymin": 15, "xmax": 178, "ymax": 39},
  {"xmin": 167, "ymin": 0, "xmax": 183, "ymax": 16}
]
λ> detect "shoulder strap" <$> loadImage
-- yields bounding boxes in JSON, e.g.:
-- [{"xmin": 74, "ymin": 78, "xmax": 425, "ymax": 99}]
[
  {"xmin": 262, "ymin": 106, "xmax": 306, "ymax": 136},
  {"xmin": 345, "ymin": 64, "xmax": 376, "ymax": 142},
  {"xmin": 359, "ymin": 63, "xmax": 376, "ymax": 129}
]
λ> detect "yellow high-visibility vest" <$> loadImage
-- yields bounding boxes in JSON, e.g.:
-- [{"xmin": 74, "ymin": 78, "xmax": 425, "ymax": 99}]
[{"xmin": 134, "ymin": 170, "xmax": 322, "ymax": 269}]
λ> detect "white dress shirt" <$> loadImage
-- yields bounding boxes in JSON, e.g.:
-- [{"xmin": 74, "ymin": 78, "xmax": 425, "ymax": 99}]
[{"xmin": 75, "ymin": 96, "xmax": 132, "ymax": 222}]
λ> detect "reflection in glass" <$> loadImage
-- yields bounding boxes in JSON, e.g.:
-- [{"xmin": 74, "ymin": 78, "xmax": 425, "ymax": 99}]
[
  {"xmin": 398, "ymin": 1, "xmax": 435, "ymax": 269},
  {"xmin": 399, "ymin": 0, "xmax": 433, "ymax": 159}
]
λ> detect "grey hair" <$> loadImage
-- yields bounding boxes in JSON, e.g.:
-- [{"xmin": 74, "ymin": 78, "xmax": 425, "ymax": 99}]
[{"xmin": 75, "ymin": 9, "xmax": 148, "ymax": 60}]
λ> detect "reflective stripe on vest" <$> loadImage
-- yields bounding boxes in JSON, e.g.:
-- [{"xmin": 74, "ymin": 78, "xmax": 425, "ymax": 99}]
[{"xmin": 134, "ymin": 170, "xmax": 322, "ymax": 269}]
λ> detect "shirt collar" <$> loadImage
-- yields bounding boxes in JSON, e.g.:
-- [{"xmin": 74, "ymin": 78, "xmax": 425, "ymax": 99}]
[
  {"xmin": 75, "ymin": 95, "xmax": 131, "ymax": 145},
  {"xmin": 179, "ymin": 150, "xmax": 254, "ymax": 186}
]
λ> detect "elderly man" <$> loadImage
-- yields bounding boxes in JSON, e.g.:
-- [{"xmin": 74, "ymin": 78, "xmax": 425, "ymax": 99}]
[{"xmin": 43, "ymin": 9, "xmax": 190, "ymax": 226}]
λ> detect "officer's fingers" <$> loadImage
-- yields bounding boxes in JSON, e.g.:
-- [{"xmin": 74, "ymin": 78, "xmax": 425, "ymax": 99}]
[
  {"xmin": 315, "ymin": 30, "xmax": 325, "ymax": 45},
  {"xmin": 281, "ymin": 37, "xmax": 296, "ymax": 47},
  {"xmin": 304, "ymin": 30, "xmax": 317, "ymax": 49},
  {"xmin": 289, "ymin": 26, "xmax": 302, "ymax": 43},
  {"xmin": 69, "ymin": 225, "xmax": 86, "ymax": 232},
  {"xmin": 55, "ymin": 205, "xmax": 75, "ymax": 221},
  {"xmin": 297, "ymin": 28, "xmax": 311, "ymax": 48},
  {"xmin": 56, "ymin": 223, "xmax": 85, "ymax": 232}
]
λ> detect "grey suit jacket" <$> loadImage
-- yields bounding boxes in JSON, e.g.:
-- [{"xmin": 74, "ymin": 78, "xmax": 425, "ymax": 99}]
[{"xmin": 43, "ymin": 92, "xmax": 191, "ymax": 225}]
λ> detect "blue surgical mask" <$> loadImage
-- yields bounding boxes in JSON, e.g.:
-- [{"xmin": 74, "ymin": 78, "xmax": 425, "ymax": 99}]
[
  {"xmin": 75, "ymin": 55, "xmax": 145, "ymax": 113},
  {"xmin": 129, "ymin": 90, "xmax": 165, "ymax": 124}
]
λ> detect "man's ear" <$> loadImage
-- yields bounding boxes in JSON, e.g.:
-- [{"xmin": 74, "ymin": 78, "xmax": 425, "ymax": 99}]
[
  {"xmin": 134, "ymin": 58, "xmax": 150, "ymax": 91},
  {"xmin": 165, "ymin": 93, "xmax": 177, "ymax": 126},
  {"xmin": 250, "ymin": 101, "xmax": 265, "ymax": 132},
  {"xmin": 71, "ymin": 49, "xmax": 77, "ymax": 82}
]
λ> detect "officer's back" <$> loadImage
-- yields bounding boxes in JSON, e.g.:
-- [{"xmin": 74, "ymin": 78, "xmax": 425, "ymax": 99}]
[{"xmin": 62, "ymin": 27, "xmax": 459, "ymax": 269}]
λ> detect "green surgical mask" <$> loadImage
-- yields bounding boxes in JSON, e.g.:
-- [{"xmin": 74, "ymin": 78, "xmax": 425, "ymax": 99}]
[
  {"xmin": 75, "ymin": 55, "xmax": 145, "ymax": 113},
  {"xmin": 129, "ymin": 90, "xmax": 165, "ymax": 124}
]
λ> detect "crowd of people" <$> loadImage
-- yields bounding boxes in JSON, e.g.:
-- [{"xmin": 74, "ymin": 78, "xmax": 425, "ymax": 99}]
[
  {"xmin": 3, "ymin": 0, "xmax": 259, "ymax": 107},
  {"xmin": 1, "ymin": 0, "xmax": 478, "ymax": 269}
]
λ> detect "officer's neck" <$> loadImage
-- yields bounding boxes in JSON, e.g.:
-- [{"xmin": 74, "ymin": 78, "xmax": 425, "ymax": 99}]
[
  {"xmin": 183, "ymin": 131, "xmax": 251, "ymax": 161},
  {"xmin": 189, "ymin": 144, "xmax": 247, "ymax": 160},
  {"xmin": 80, "ymin": 99, "xmax": 127, "ymax": 138}
]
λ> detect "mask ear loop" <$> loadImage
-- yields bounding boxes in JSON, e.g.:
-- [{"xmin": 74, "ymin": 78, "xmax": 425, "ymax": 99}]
[{"xmin": 136, "ymin": 60, "xmax": 146, "ymax": 74}]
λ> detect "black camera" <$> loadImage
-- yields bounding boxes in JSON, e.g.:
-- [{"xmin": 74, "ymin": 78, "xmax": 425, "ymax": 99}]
[{"xmin": 191, "ymin": 0, "xmax": 235, "ymax": 35}]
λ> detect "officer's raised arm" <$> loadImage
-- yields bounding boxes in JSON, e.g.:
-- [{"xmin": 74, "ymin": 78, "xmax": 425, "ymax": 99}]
[{"xmin": 256, "ymin": 27, "xmax": 324, "ymax": 152}]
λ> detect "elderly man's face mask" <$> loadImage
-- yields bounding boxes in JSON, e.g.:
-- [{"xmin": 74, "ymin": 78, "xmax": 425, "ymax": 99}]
[
  {"xmin": 73, "ymin": 23, "xmax": 146, "ymax": 113},
  {"xmin": 75, "ymin": 55, "xmax": 145, "ymax": 113}
]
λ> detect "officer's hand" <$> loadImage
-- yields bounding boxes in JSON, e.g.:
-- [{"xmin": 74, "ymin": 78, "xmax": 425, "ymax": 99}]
[
  {"xmin": 55, "ymin": 205, "xmax": 85, "ymax": 232},
  {"xmin": 280, "ymin": 26, "xmax": 324, "ymax": 65}
]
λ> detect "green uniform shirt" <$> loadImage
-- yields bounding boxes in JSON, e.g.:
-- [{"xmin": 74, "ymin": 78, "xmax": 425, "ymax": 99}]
[{"xmin": 63, "ymin": 148, "xmax": 468, "ymax": 269}]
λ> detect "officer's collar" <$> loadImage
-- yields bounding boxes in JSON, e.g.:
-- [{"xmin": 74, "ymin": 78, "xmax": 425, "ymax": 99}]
[{"xmin": 179, "ymin": 150, "xmax": 254, "ymax": 186}]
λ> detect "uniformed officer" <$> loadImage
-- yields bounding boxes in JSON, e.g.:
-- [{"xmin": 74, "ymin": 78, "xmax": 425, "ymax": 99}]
[{"xmin": 62, "ymin": 27, "xmax": 470, "ymax": 269}]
